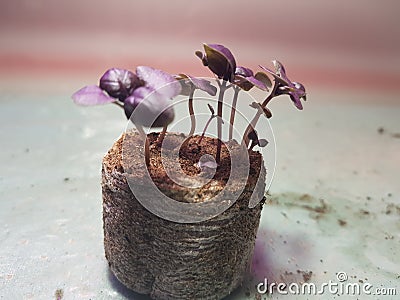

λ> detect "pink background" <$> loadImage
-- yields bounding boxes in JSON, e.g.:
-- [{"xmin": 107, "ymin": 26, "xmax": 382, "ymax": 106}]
[{"xmin": 1, "ymin": 0, "xmax": 400, "ymax": 94}]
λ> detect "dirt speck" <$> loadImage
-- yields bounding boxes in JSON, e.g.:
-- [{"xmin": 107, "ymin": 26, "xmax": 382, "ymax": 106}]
[
  {"xmin": 359, "ymin": 209, "xmax": 370, "ymax": 216},
  {"xmin": 54, "ymin": 289, "xmax": 64, "ymax": 300},
  {"xmin": 385, "ymin": 203, "xmax": 400, "ymax": 215},
  {"xmin": 63, "ymin": 177, "xmax": 70, "ymax": 182},
  {"xmin": 297, "ymin": 270, "xmax": 313, "ymax": 282},
  {"xmin": 338, "ymin": 219, "xmax": 347, "ymax": 226},
  {"xmin": 392, "ymin": 133, "xmax": 400, "ymax": 138},
  {"xmin": 254, "ymin": 293, "xmax": 262, "ymax": 300},
  {"xmin": 377, "ymin": 127, "xmax": 385, "ymax": 134},
  {"xmin": 299, "ymin": 194, "xmax": 312, "ymax": 202}
]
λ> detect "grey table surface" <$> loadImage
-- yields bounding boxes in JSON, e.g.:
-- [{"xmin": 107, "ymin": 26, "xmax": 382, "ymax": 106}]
[{"xmin": 1, "ymin": 88, "xmax": 399, "ymax": 299}]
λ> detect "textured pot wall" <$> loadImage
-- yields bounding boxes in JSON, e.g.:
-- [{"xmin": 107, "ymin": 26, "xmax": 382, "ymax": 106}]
[{"xmin": 101, "ymin": 135, "xmax": 266, "ymax": 300}]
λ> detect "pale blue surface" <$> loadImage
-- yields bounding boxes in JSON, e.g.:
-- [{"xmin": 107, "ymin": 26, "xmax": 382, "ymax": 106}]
[{"xmin": 0, "ymin": 89, "xmax": 399, "ymax": 299}]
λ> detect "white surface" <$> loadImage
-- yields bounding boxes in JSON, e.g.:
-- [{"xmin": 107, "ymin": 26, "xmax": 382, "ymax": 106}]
[{"xmin": 0, "ymin": 88, "xmax": 399, "ymax": 299}]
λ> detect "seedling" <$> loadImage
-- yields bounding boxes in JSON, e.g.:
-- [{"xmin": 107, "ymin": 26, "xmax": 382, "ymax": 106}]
[{"xmin": 72, "ymin": 44, "xmax": 306, "ymax": 168}]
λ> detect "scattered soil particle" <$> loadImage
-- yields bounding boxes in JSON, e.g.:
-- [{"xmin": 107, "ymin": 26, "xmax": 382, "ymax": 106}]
[
  {"xmin": 299, "ymin": 194, "xmax": 312, "ymax": 202},
  {"xmin": 377, "ymin": 127, "xmax": 385, "ymax": 134},
  {"xmin": 392, "ymin": 133, "xmax": 400, "ymax": 138},
  {"xmin": 359, "ymin": 209, "xmax": 370, "ymax": 215},
  {"xmin": 297, "ymin": 270, "xmax": 313, "ymax": 282},
  {"xmin": 54, "ymin": 289, "xmax": 64, "ymax": 300},
  {"xmin": 338, "ymin": 219, "xmax": 347, "ymax": 226},
  {"xmin": 385, "ymin": 203, "xmax": 400, "ymax": 215},
  {"xmin": 63, "ymin": 177, "xmax": 69, "ymax": 182},
  {"xmin": 384, "ymin": 234, "xmax": 394, "ymax": 240}
]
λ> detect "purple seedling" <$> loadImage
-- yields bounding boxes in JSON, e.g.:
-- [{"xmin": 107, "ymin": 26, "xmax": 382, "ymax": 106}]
[
  {"xmin": 243, "ymin": 60, "xmax": 306, "ymax": 147},
  {"xmin": 72, "ymin": 66, "xmax": 181, "ymax": 166}
]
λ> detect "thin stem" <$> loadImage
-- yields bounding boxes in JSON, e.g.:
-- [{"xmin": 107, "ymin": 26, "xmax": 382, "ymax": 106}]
[
  {"xmin": 243, "ymin": 84, "xmax": 277, "ymax": 147},
  {"xmin": 249, "ymin": 141, "xmax": 256, "ymax": 151},
  {"xmin": 136, "ymin": 124, "xmax": 150, "ymax": 167},
  {"xmin": 145, "ymin": 137, "xmax": 150, "ymax": 167},
  {"xmin": 216, "ymin": 80, "xmax": 228, "ymax": 164},
  {"xmin": 188, "ymin": 88, "xmax": 196, "ymax": 136},
  {"xmin": 156, "ymin": 124, "xmax": 168, "ymax": 146},
  {"xmin": 228, "ymin": 86, "xmax": 240, "ymax": 140},
  {"xmin": 198, "ymin": 116, "xmax": 216, "ymax": 144}
]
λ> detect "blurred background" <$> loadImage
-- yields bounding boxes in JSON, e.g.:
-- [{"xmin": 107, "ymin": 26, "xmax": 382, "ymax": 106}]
[
  {"xmin": 1, "ymin": 0, "xmax": 399, "ymax": 95},
  {"xmin": 1, "ymin": 1, "xmax": 399, "ymax": 299}
]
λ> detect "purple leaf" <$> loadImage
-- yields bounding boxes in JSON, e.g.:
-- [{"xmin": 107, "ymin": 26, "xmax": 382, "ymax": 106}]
[
  {"xmin": 203, "ymin": 44, "xmax": 236, "ymax": 82},
  {"xmin": 99, "ymin": 68, "xmax": 141, "ymax": 101},
  {"xmin": 207, "ymin": 44, "xmax": 236, "ymax": 72},
  {"xmin": 235, "ymin": 66, "xmax": 253, "ymax": 77},
  {"xmin": 176, "ymin": 74, "xmax": 217, "ymax": 96},
  {"xmin": 234, "ymin": 75, "xmax": 254, "ymax": 91},
  {"xmin": 259, "ymin": 62, "xmax": 306, "ymax": 110},
  {"xmin": 289, "ymin": 93, "xmax": 303, "ymax": 110},
  {"xmin": 175, "ymin": 74, "xmax": 192, "ymax": 96},
  {"xmin": 124, "ymin": 87, "xmax": 175, "ymax": 128},
  {"xmin": 246, "ymin": 76, "xmax": 269, "ymax": 91},
  {"xmin": 195, "ymin": 51, "xmax": 207, "ymax": 66},
  {"xmin": 72, "ymin": 85, "xmax": 116, "ymax": 106},
  {"xmin": 258, "ymin": 139, "xmax": 268, "ymax": 147},
  {"xmin": 293, "ymin": 82, "xmax": 307, "ymax": 101},
  {"xmin": 259, "ymin": 65, "xmax": 287, "ymax": 86},
  {"xmin": 272, "ymin": 60, "xmax": 289, "ymax": 82},
  {"xmin": 188, "ymin": 76, "xmax": 217, "ymax": 96},
  {"xmin": 136, "ymin": 66, "xmax": 181, "ymax": 99}
]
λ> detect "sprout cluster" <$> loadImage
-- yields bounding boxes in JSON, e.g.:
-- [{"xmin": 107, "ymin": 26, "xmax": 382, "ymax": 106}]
[{"xmin": 72, "ymin": 43, "xmax": 306, "ymax": 166}]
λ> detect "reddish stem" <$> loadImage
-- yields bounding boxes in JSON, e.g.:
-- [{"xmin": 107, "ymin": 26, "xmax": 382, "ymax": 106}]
[
  {"xmin": 216, "ymin": 80, "xmax": 228, "ymax": 164},
  {"xmin": 136, "ymin": 124, "xmax": 150, "ymax": 167},
  {"xmin": 188, "ymin": 88, "xmax": 196, "ymax": 136},
  {"xmin": 156, "ymin": 124, "xmax": 168, "ymax": 146},
  {"xmin": 144, "ymin": 136, "xmax": 150, "ymax": 167},
  {"xmin": 228, "ymin": 86, "xmax": 240, "ymax": 140},
  {"xmin": 198, "ymin": 115, "xmax": 216, "ymax": 144}
]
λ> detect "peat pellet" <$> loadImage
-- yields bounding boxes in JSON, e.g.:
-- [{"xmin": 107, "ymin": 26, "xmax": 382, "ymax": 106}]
[{"xmin": 102, "ymin": 131, "xmax": 266, "ymax": 299}]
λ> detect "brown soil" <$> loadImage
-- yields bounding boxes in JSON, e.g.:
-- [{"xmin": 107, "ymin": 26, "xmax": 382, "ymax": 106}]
[{"xmin": 106, "ymin": 130, "xmax": 264, "ymax": 204}]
